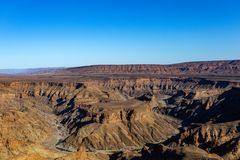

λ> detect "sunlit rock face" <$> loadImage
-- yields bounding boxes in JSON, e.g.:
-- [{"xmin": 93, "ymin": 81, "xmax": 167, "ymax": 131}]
[{"xmin": 0, "ymin": 62, "xmax": 240, "ymax": 160}]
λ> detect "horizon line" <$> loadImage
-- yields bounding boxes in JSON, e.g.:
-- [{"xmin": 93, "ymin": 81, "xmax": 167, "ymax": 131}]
[{"xmin": 0, "ymin": 59, "xmax": 239, "ymax": 70}]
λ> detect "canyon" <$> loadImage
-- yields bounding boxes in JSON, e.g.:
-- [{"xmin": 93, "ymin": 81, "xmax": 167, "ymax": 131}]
[{"xmin": 0, "ymin": 60, "xmax": 240, "ymax": 160}]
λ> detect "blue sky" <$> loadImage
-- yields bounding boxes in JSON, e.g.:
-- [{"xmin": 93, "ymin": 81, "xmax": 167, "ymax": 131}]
[{"xmin": 0, "ymin": 0, "xmax": 239, "ymax": 68}]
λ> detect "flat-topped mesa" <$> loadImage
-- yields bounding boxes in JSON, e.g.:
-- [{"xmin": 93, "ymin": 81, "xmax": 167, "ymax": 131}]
[
  {"xmin": 63, "ymin": 106, "xmax": 179, "ymax": 151},
  {"xmin": 0, "ymin": 60, "xmax": 239, "ymax": 77},
  {"xmin": 63, "ymin": 60, "xmax": 240, "ymax": 75},
  {"xmin": 2, "ymin": 78, "xmax": 234, "ymax": 107}
]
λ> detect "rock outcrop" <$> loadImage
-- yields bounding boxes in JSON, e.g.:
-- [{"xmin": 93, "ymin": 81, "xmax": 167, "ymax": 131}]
[{"xmin": 0, "ymin": 62, "xmax": 240, "ymax": 159}]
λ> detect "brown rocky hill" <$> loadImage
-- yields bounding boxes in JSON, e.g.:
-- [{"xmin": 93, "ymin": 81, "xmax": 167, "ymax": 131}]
[
  {"xmin": 61, "ymin": 60, "xmax": 240, "ymax": 75},
  {"xmin": 0, "ymin": 60, "xmax": 240, "ymax": 160}
]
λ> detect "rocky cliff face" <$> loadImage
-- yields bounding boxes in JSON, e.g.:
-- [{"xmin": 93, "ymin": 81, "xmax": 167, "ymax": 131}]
[{"xmin": 0, "ymin": 71, "xmax": 240, "ymax": 159}]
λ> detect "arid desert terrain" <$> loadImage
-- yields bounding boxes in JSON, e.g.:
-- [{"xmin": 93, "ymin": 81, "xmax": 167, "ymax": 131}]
[{"xmin": 1, "ymin": 60, "xmax": 240, "ymax": 160}]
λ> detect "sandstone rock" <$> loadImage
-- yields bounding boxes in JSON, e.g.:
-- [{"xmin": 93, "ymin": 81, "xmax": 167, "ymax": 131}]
[{"xmin": 0, "ymin": 69, "xmax": 239, "ymax": 159}]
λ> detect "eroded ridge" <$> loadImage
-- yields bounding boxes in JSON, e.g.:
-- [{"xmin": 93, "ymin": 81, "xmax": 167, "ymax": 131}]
[{"xmin": 0, "ymin": 76, "xmax": 240, "ymax": 160}]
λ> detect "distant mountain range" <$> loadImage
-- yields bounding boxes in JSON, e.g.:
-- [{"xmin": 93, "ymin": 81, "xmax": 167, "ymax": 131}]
[
  {"xmin": 0, "ymin": 60, "xmax": 240, "ymax": 76},
  {"xmin": 0, "ymin": 68, "xmax": 63, "ymax": 75},
  {"xmin": 61, "ymin": 60, "xmax": 240, "ymax": 76}
]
